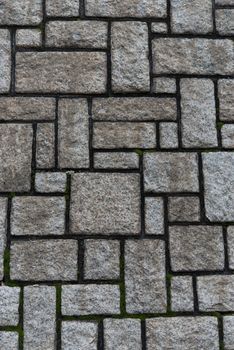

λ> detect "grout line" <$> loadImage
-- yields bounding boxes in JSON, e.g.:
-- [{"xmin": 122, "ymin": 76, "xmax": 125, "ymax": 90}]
[
  {"xmin": 56, "ymin": 285, "xmax": 62, "ymax": 350},
  {"xmin": 78, "ymin": 239, "xmax": 85, "ymax": 282},
  {"xmin": 192, "ymin": 276, "xmax": 199, "ymax": 314},
  {"xmin": 139, "ymin": 155, "xmax": 146, "ymax": 238},
  {"xmin": 54, "ymin": 97, "xmax": 59, "ymax": 169},
  {"xmin": 30, "ymin": 123, "xmax": 37, "ymax": 192},
  {"xmin": 98, "ymin": 320, "xmax": 104, "ymax": 350},
  {"xmin": 141, "ymin": 320, "xmax": 147, "ymax": 350}
]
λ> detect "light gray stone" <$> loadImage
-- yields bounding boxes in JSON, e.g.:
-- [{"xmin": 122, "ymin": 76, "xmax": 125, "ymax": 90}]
[
  {"xmin": 202, "ymin": 152, "xmax": 234, "ymax": 222},
  {"xmin": 58, "ymin": 99, "xmax": 89, "ymax": 168},
  {"xmin": 85, "ymin": 0, "xmax": 167, "ymax": 17},
  {"xmin": 0, "ymin": 198, "xmax": 7, "ymax": 281},
  {"xmin": 62, "ymin": 284, "xmax": 120, "ymax": 315},
  {"xmin": 171, "ymin": 0, "xmax": 213, "ymax": 34},
  {"xmin": 125, "ymin": 240, "xmax": 166, "ymax": 313},
  {"xmin": 216, "ymin": 9, "xmax": 234, "ymax": 35},
  {"xmin": 104, "ymin": 319, "xmax": 142, "ymax": 350},
  {"xmin": 24, "ymin": 286, "xmax": 56, "ymax": 350},
  {"xmin": 222, "ymin": 124, "xmax": 234, "ymax": 148},
  {"xmin": 92, "ymin": 97, "xmax": 177, "ymax": 121},
  {"xmin": 169, "ymin": 226, "xmax": 224, "ymax": 271},
  {"xmin": 0, "ymin": 97, "xmax": 55, "ymax": 121},
  {"xmin": 0, "ymin": 30, "xmax": 12, "ymax": 93},
  {"xmin": 94, "ymin": 152, "xmax": 139, "ymax": 169},
  {"xmin": 227, "ymin": 226, "xmax": 234, "ymax": 268},
  {"xmin": 111, "ymin": 22, "xmax": 149, "ymax": 92},
  {"xmin": 0, "ymin": 287, "xmax": 20, "ymax": 326},
  {"xmin": 11, "ymin": 196, "xmax": 65, "ymax": 236},
  {"xmin": 0, "ymin": 332, "xmax": 18, "ymax": 350},
  {"xmin": 152, "ymin": 38, "xmax": 234, "ymax": 74},
  {"xmin": 84, "ymin": 239, "xmax": 120, "ymax": 280},
  {"xmin": 16, "ymin": 29, "xmax": 41, "ymax": 47},
  {"xmin": 151, "ymin": 22, "xmax": 168, "ymax": 33},
  {"xmin": 171, "ymin": 276, "xmax": 194, "ymax": 312},
  {"xmin": 159, "ymin": 122, "xmax": 178, "ymax": 149},
  {"xmin": 46, "ymin": 0, "xmax": 79, "ymax": 16},
  {"xmin": 219, "ymin": 79, "xmax": 234, "ymax": 121},
  {"xmin": 145, "ymin": 197, "xmax": 164, "ymax": 235},
  {"xmin": 168, "ymin": 196, "xmax": 200, "ymax": 222},
  {"xmin": 153, "ymin": 78, "xmax": 176, "ymax": 93},
  {"xmin": 216, "ymin": 0, "xmax": 234, "ymax": 3},
  {"xmin": 181, "ymin": 79, "xmax": 217, "ymax": 147},
  {"xmin": 144, "ymin": 153, "xmax": 199, "ymax": 192},
  {"xmin": 35, "ymin": 172, "xmax": 67, "ymax": 192},
  {"xmin": 70, "ymin": 173, "xmax": 141, "ymax": 235},
  {"xmin": 46, "ymin": 21, "xmax": 107, "ymax": 48},
  {"xmin": 93, "ymin": 122, "xmax": 156, "ymax": 149},
  {"xmin": 10, "ymin": 239, "xmax": 78, "ymax": 281},
  {"xmin": 223, "ymin": 316, "xmax": 234, "ymax": 350},
  {"xmin": 0, "ymin": 0, "xmax": 42, "ymax": 25},
  {"xmin": 36, "ymin": 123, "xmax": 55, "ymax": 168},
  {"xmin": 62, "ymin": 321, "xmax": 98, "ymax": 350},
  {"xmin": 16, "ymin": 52, "xmax": 107, "ymax": 93},
  {"xmin": 146, "ymin": 317, "xmax": 219, "ymax": 350},
  {"xmin": 0, "ymin": 124, "xmax": 33, "ymax": 191},
  {"xmin": 197, "ymin": 275, "xmax": 234, "ymax": 311}
]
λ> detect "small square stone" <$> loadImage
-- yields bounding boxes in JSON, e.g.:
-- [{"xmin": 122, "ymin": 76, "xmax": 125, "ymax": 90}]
[
  {"xmin": 0, "ymin": 332, "xmax": 18, "ymax": 350},
  {"xmin": 223, "ymin": 316, "xmax": 234, "ymax": 350},
  {"xmin": 145, "ymin": 197, "xmax": 164, "ymax": 235},
  {"xmin": 16, "ymin": 29, "xmax": 41, "ymax": 47},
  {"xmin": 84, "ymin": 240, "xmax": 120, "ymax": 280},
  {"xmin": 62, "ymin": 321, "xmax": 98, "ymax": 350},
  {"xmin": 168, "ymin": 196, "xmax": 200, "ymax": 222},
  {"xmin": 0, "ymin": 287, "xmax": 20, "ymax": 326},
  {"xmin": 159, "ymin": 123, "xmax": 178, "ymax": 149},
  {"xmin": 70, "ymin": 173, "xmax": 141, "ymax": 235},
  {"xmin": 153, "ymin": 78, "xmax": 176, "ymax": 94},
  {"xmin": 151, "ymin": 22, "xmax": 168, "ymax": 33},
  {"xmin": 171, "ymin": 276, "xmax": 194, "ymax": 312},
  {"xmin": 221, "ymin": 124, "xmax": 234, "ymax": 148}
]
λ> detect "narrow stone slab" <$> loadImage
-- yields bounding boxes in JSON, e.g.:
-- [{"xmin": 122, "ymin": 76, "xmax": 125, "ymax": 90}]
[
  {"xmin": 0, "ymin": 30, "xmax": 11, "ymax": 93},
  {"xmin": 16, "ymin": 52, "xmax": 107, "ymax": 93},
  {"xmin": 0, "ymin": 0, "xmax": 42, "ymax": 25},
  {"xmin": 152, "ymin": 38, "xmax": 234, "ymax": 74},
  {"xmin": 0, "ymin": 287, "xmax": 20, "ymax": 326},
  {"xmin": 94, "ymin": 152, "xmax": 139, "ymax": 169},
  {"xmin": 125, "ymin": 240, "xmax": 166, "ymax": 313},
  {"xmin": 62, "ymin": 321, "xmax": 98, "ymax": 350},
  {"xmin": 0, "ymin": 198, "xmax": 7, "ymax": 281},
  {"xmin": 171, "ymin": 276, "xmax": 194, "ymax": 312},
  {"xmin": 181, "ymin": 79, "xmax": 217, "ymax": 147},
  {"xmin": 223, "ymin": 316, "xmax": 234, "ymax": 350},
  {"xmin": 36, "ymin": 123, "xmax": 55, "ymax": 169},
  {"xmin": 227, "ymin": 226, "xmax": 234, "ymax": 269},
  {"xmin": 111, "ymin": 22, "xmax": 150, "ymax": 92},
  {"xmin": 218, "ymin": 79, "xmax": 234, "ymax": 121},
  {"xmin": 24, "ymin": 286, "xmax": 56, "ymax": 350},
  {"xmin": 202, "ymin": 152, "xmax": 234, "ymax": 222},
  {"xmin": 46, "ymin": 0, "xmax": 79, "ymax": 16},
  {"xmin": 216, "ymin": 9, "xmax": 234, "ymax": 35},
  {"xmin": 35, "ymin": 172, "xmax": 67, "ymax": 193}
]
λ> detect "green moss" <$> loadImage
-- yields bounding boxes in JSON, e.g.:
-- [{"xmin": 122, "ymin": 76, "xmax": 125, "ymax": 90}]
[
  {"xmin": 216, "ymin": 122, "xmax": 224, "ymax": 130},
  {"xmin": 134, "ymin": 149, "xmax": 144, "ymax": 156},
  {"xmin": 56, "ymin": 285, "xmax": 62, "ymax": 315},
  {"xmin": 8, "ymin": 192, "xmax": 15, "ymax": 199},
  {"xmin": 3, "ymin": 248, "xmax": 10, "ymax": 280}
]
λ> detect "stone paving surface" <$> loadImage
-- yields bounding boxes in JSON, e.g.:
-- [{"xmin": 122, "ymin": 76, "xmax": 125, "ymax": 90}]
[{"xmin": 0, "ymin": 0, "xmax": 233, "ymax": 349}]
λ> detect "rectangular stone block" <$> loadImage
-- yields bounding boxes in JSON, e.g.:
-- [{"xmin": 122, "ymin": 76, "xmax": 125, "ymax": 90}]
[
  {"xmin": 36, "ymin": 123, "xmax": 55, "ymax": 169},
  {"xmin": 198, "ymin": 276, "xmax": 234, "ymax": 311},
  {"xmin": 111, "ymin": 22, "xmax": 150, "ymax": 92},
  {"xmin": 216, "ymin": 9, "xmax": 234, "ymax": 35},
  {"xmin": 24, "ymin": 286, "xmax": 56, "ymax": 350},
  {"xmin": 16, "ymin": 52, "xmax": 107, "ymax": 93},
  {"xmin": 46, "ymin": 21, "xmax": 108, "ymax": 48},
  {"xmin": 62, "ymin": 284, "xmax": 120, "ymax": 315},
  {"xmin": 223, "ymin": 316, "xmax": 234, "ymax": 350},
  {"xmin": 171, "ymin": 276, "xmax": 194, "ymax": 312},
  {"xmin": 35, "ymin": 172, "xmax": 67, "ymax": 192},
  {"xmin": 0, "ymin": 287, "xmax": 20, "ymax": 326},
  {"xmin": 152, "ymin": 38, "xmax": 234, "ymax": 75},
  {"xmin": 93, "ymin": 122, "xmax": 156, "ymax": 149},
  {"xmin": 145, "ymin": 197, "xmax": 164, "ymax": 235},
  {"xmin": 58, "ymin": 99, "xmax": 89, "ymax": 168},
  {"xmin": 218, "ymin": 79, "xmax": 234, "ymax": 121},
  {"xmin": 94, "ymin": 152, "xmax": 139, "ymax": 169},
  {"xmin": 62, "ymin": 321, "xmax": 98, "ymax": 350},
  {"xmin": 222, "ymin": 124, "xmax": 234, "ymax": 148},
  {"xmin": 16, "ymin": 29, "xmax": 42, "ymax": 48},
  {"xmin": 92, "ymin": 97, "xmax": 177, "ymax": 121},
  {"xmin": 46, "ymin": 0, "xmax": 79, "ymax": 16},
  {"xmin": 181, "ymin": 79, "xmax": 217, "ymax": 147},
  {"xmin": 0, "ymin": 0, "xmax": 42, "ymax": 25},
  {"xmin": 125, "ymin": 240, "xmax": 166, "ymax": 313},
  {"xmin": 0, "ymin": 97, "xmax": 55, "ymax": 121},
  {"xmin": 10, "ymin": 240, "xmax": 78, "ymax": 281},
  {"xmin": 227, "ymin": 226, "xmax": 234, "ymax": 269},
  {"xmin": 0, "ymin": 30, "xmax": 11, "ymax": 93},
  {"xmin": 0, "ymin": 198, "xmax": 7, "ymax": 281}
]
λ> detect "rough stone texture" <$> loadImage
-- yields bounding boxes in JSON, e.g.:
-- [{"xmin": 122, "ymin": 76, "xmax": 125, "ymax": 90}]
[
  {"xmin": 94, "ymin": 152, "xmax": 139, "ymax": 169},
  {"xmin": 223, "ymin": 316, "xmax": 234, "ymax": 350},
  {"xmin": 221, "ymin": 124, "xmax": 234, "ymax": 148},
  {"xmin": 152, "ymin": 38, "xmax": 234, "ymax": 75},
  {"xmin": 111, "ymin": 22, "xmax": 149, "ymax": 92},
  {"xmin": 16, "ymin": 29, "xmax": 41, "ymax": 47},
  {"xmin": 171, "ymin": 276, "xmax": 194, "ymax": 312},
  {"xmin": 92, "ymin": 97, "xmax": 177, "ymax": 121},
  {"xmin": 168, "ymin": 196, "xmax": 200, "ymax": 222},
  {"xmin": 84, "ymin": 239, "xmax": 120, "ymax": 279},
  {"xmin": 62, "ymin": 321, "xmax": 98, "ymax": 350},
  {"xmin": 58, "ymin": 99, "xmax": 89, "ymax": 168},
  {"xmin": 216, "ymin": 0, "xmax": 234, "ymax": 3},
  {"xmin": 85, "ymin": 0, "xmax": 167, "ymax": 17},
  {"xmin": 46, "ymin": 21, "xmax": 107, "ymax": 48},
  {"xmin": 62, "ymin": 284, "xmax": 120, "ymax": 315},
  {"xmin": 151, "ymin": 22, "xmax": 168, "ymax": 33},
  {"xmin": 0, "ymin": 287, "xmax": 20, "ymax": 326},
  {"xmin": 0, "ymin": 124, "xmax": 33, "ymax": 191},
  {"xmin": 104, "ymin": 319, "xmax": 142, "ymax": 350},
  {"xmin": 169, "ymin": 226, "xmax": 224, "ymax": 271},
  {"xmin": 145, "ymin": 197, "xmax": 164, "ymax": 235},
  {"xmin": 0, "ymin": 198, "xmax": 7, "ymax": 281},
  {"xmin": 180, "ymin": 79, "xmax": 217, "ymax": 148},
  {"xmin": 159, "ymin": 122, "xmax": 178, "ymax": 149},
  {"xmin": 202, "ymin": 152, "xmax": 234, "ymax": 222},
  {"xmin": 11, "ymin": 197, "xmax": 66, "ymax": 236},
  {"xmin": 144, "ymin": 153, "xmax": 199, "ymax": 192},
  {"xmin": 0, "ymin": 0, "xmax": 42, "ymax": 25},
  {"xmin": 197, "ymin": 275, "xmax": 234, "ymax": 311},
  {"xmin": 0, "ymin": 30, "xmax": 11, "ymax": 92},
  {"xmin": 35, "ymin": 172, "xmax": 67, "ymax": 192},
  {"xmin": 218, "ymin": 79, "xmax": 234, "ymax": 121},
  {"xmin": 153, "ymin": 78, "xmax": 176, "ymax": 94},
  {"xmin": 36, "ymin": 123, "xmax": 55, "ymax": 168},
  {"xmin": 16, "ymin": 52, "xmax": 107, "ymax": 93},
  {"xmin": 93, "ymin": 122, "xmax": 156, "ymax": 149},
  {"xmin": 70, "ymin": 173, "xmax": 141, "ymax": 234},
  {"xmin": 216, "ymin": 9, "xmax": 234, "ymax": 35},
  {"xmin": 125, "ymin": 240, "xmax": 166, "ymax": 313},
  {"xmin": 0, "ymin": 97, "xmax": 55, "ymax": 121},
  {"xmin": 24, "ymin": 286, "xmax": 56, "ymax": 350},
  {"xmin": 171, "ymin": 0, "xmax": 213, "ymax": 34},
  {"xmin": 0, "ymin": 332, "xmax": 18, "ymax": 350},
  {"xmin": 227, "ymin": 226, "xmax": 234, "ymax": 269},
  {"xmin": 10, "ymin": 240, "xmax": 78, "ymax": 281},
  {"xmin": 146, "ymin": 317, "xmax": 219, "ymax": 350},
  {"xmin": 46, "ymin": 0, "xmax": 79, "ymax": 16}
]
